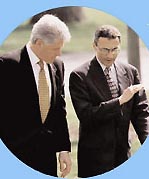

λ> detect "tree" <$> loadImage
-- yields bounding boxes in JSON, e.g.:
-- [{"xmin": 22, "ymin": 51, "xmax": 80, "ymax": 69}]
[
  {"xmin": 30, "ymin": 7, "xmax": 84, "ymax": 24},
  {"xmin": 127, "ymin": 26, "xmax": 141, "ymax": 77}
]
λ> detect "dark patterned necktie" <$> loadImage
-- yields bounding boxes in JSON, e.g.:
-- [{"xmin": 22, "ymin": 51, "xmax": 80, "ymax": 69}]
[
  {"xmin": 38, "ymin": 60, "xmax": 49, "ymax": 123},
  {"xmin": 104, "ymin": 67, "xmax": 119, "ymax": 98}
]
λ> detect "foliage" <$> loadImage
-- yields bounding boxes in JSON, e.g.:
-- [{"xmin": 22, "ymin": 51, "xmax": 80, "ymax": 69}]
[
  {"xmin": 0, "ymin": 7, "xmax": 127, "ymax": 54},
  {"xmin": 30, "ymin": 7, "xmax": 84, "ymax": 24}
]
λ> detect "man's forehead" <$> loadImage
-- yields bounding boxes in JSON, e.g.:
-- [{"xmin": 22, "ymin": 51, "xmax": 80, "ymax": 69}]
[{"xmin": 97, "ymin": 37, "xmax": 120, "ymax": 47}]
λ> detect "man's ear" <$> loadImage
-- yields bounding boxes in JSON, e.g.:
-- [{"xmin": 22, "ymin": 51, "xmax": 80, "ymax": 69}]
[
  {"xmin": 93, "ymin": 42, "xmax": 97, "ymax": 50},
  {"xmin": 36, "ymin": 39, "xmax": 44, "ymax": 47}
]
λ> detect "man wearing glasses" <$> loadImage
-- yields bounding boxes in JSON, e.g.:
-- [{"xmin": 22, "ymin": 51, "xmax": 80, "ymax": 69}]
[{"xmin": 69, "ymin": 25, "xmax": 149, "ymax": 177}]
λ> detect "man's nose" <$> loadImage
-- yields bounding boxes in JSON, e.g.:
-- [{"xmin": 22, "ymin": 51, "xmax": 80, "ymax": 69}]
[{"xmin": 107, "ymin": 50, "xmax": 113, "ymax": 58}]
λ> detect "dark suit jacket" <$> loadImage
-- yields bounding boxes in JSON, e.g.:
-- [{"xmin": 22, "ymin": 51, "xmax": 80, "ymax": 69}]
[
  {"xmin": 69, "ymin": 57, "xmax": 149, "ymax": 177},
  {"xmin": 0, "ymin": 46, "xmax": 71, "ymax": 176}
]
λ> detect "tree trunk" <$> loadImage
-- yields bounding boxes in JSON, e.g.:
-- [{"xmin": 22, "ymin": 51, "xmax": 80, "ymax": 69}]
[
  {"xmin": 127, "ymin": 26, "xmax": 141, "ymax": 78},
  {"xmin": 30, "ymin": 7, "xmax": 84, "ymax": 24}
]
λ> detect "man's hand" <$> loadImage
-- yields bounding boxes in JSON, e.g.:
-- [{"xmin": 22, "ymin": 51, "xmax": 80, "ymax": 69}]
[
  {"xmin": 58, "ymin": 152, "xmax": 72, "ymax": 178},
  {"xmin": 119, "ymin": 84, "xmax": 143, "ymax": 105}
]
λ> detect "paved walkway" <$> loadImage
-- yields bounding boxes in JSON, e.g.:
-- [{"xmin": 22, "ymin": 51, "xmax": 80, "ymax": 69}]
[{"xmin": 61, "ymin": 47, "xmax": 149, "ymax": 96}]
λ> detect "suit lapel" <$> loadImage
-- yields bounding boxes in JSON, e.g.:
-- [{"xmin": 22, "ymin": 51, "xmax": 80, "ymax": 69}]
[
  {"xmin": 114, "ymin": 62, "xmax": 131, "ymax": 95},
  {"xmin": 19, "ymin": 46, "xmax": 41, "ymax": 123},
  {"xmin": 19, "ymin": 47, "xmax": 39, "ymax": 96},
  {"xmin": 89, "ymin": 57, "xmax": 112, "ymax": 100},
  {"xmin": 48, "ymin": 64, "xmax": 57, "ymax": 108},
  {"xmin": 89, "ymin": 57, "xmax": 131, "ymax": 100}
]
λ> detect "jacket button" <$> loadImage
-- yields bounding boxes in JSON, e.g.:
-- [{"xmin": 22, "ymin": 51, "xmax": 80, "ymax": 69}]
[{"xmin": 47, "ymin": 130, "xmax": 53, "ymax": 134}]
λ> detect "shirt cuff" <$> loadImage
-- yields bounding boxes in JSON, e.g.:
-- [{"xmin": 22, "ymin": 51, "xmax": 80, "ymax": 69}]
[{"xmin": 59, "ymin": 151, "xmax": 69, "ymax": 153}]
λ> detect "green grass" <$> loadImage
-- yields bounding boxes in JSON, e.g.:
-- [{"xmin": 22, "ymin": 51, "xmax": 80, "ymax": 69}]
[
  {"xmin": 0, "ymin": 25, "xmax": 32, "ymax": 54},
  {"xmin": 64, "ymin": 98, "xmax": 78, "ymax": 178}
]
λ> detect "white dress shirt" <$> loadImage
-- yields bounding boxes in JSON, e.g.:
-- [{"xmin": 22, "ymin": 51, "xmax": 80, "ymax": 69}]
[
  {"xmin": 96, "ymin": 57, "xmax": 119, "ymax": 88},
  {"xmin": 26, "ymin": 43, "xmax": 51, "ymax": 105}
]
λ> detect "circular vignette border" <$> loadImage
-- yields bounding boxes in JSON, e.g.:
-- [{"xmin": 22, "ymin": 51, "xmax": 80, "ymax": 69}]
[{"xmin": 0, "ymin": 0, "xmax": 149, "ymax": 179}]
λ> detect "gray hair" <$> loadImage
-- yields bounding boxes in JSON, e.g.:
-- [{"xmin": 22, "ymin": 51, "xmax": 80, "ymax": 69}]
[
  {"xmin": 30, "ymin": 14, "xmax": 71, "ymax": 44},
  {"xmin": 94, "ymin": 25, "xmax": 121, "ymax": 45}
]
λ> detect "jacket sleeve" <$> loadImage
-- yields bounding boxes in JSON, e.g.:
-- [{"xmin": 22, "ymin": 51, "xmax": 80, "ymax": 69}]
[
  {"xmin": 69, "ymin": 71, "xmax": 123, "ymax": 131},
  {"xmin": 130, "ymin": 67, "xmax": 149, "ymax": 144},
  {"xmin": 0, "ymin": 58, "xmax": 3, "ymax": 138},
  {"xmin": 54, "ymin": 60, "xmax": 71, "ymax": 152}
]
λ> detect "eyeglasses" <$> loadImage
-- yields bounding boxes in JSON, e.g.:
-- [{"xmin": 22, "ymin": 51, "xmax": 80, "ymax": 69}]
[{"xmin": 97, "ymin": 47, "xmax": 120, "ymax": 55}]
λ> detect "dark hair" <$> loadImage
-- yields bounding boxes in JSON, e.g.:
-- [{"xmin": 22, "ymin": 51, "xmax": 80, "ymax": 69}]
[{"xmin": 94, "ymin": 25, "xmax": 121, "ymax": 45}]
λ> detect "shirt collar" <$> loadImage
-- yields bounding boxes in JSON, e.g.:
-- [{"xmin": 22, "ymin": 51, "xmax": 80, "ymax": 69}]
[
  {"xmin": 96, "ymin": 56, "xmax": 114, "ymax": 72},
  {"xmin": 26, "ymin": 42, "xmax": 40, "ymax": 66}
]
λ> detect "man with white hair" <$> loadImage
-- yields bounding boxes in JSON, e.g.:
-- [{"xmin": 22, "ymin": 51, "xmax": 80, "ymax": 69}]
[{"xmin": 0, "ymin": 14, "xmax": 71, "ymax": 177}]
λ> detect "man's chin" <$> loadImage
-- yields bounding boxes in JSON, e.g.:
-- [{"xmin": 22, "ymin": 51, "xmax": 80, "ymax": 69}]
[
  {"xmin": 106, "ymin": 62, "xmax": 113, "ymax": 67},
  {"xmin": 109, "ymin": 59, "xmax": 115, "ymax": 64},
  {"xmin": 46, "ymin": 59, "xmax": 54, "ymax": 64}
]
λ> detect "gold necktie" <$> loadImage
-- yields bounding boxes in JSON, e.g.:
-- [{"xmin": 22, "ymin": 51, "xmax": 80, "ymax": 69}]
[{"xmin": 38, "ymin": 60, "xmax": 49, "ymax": 123}]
